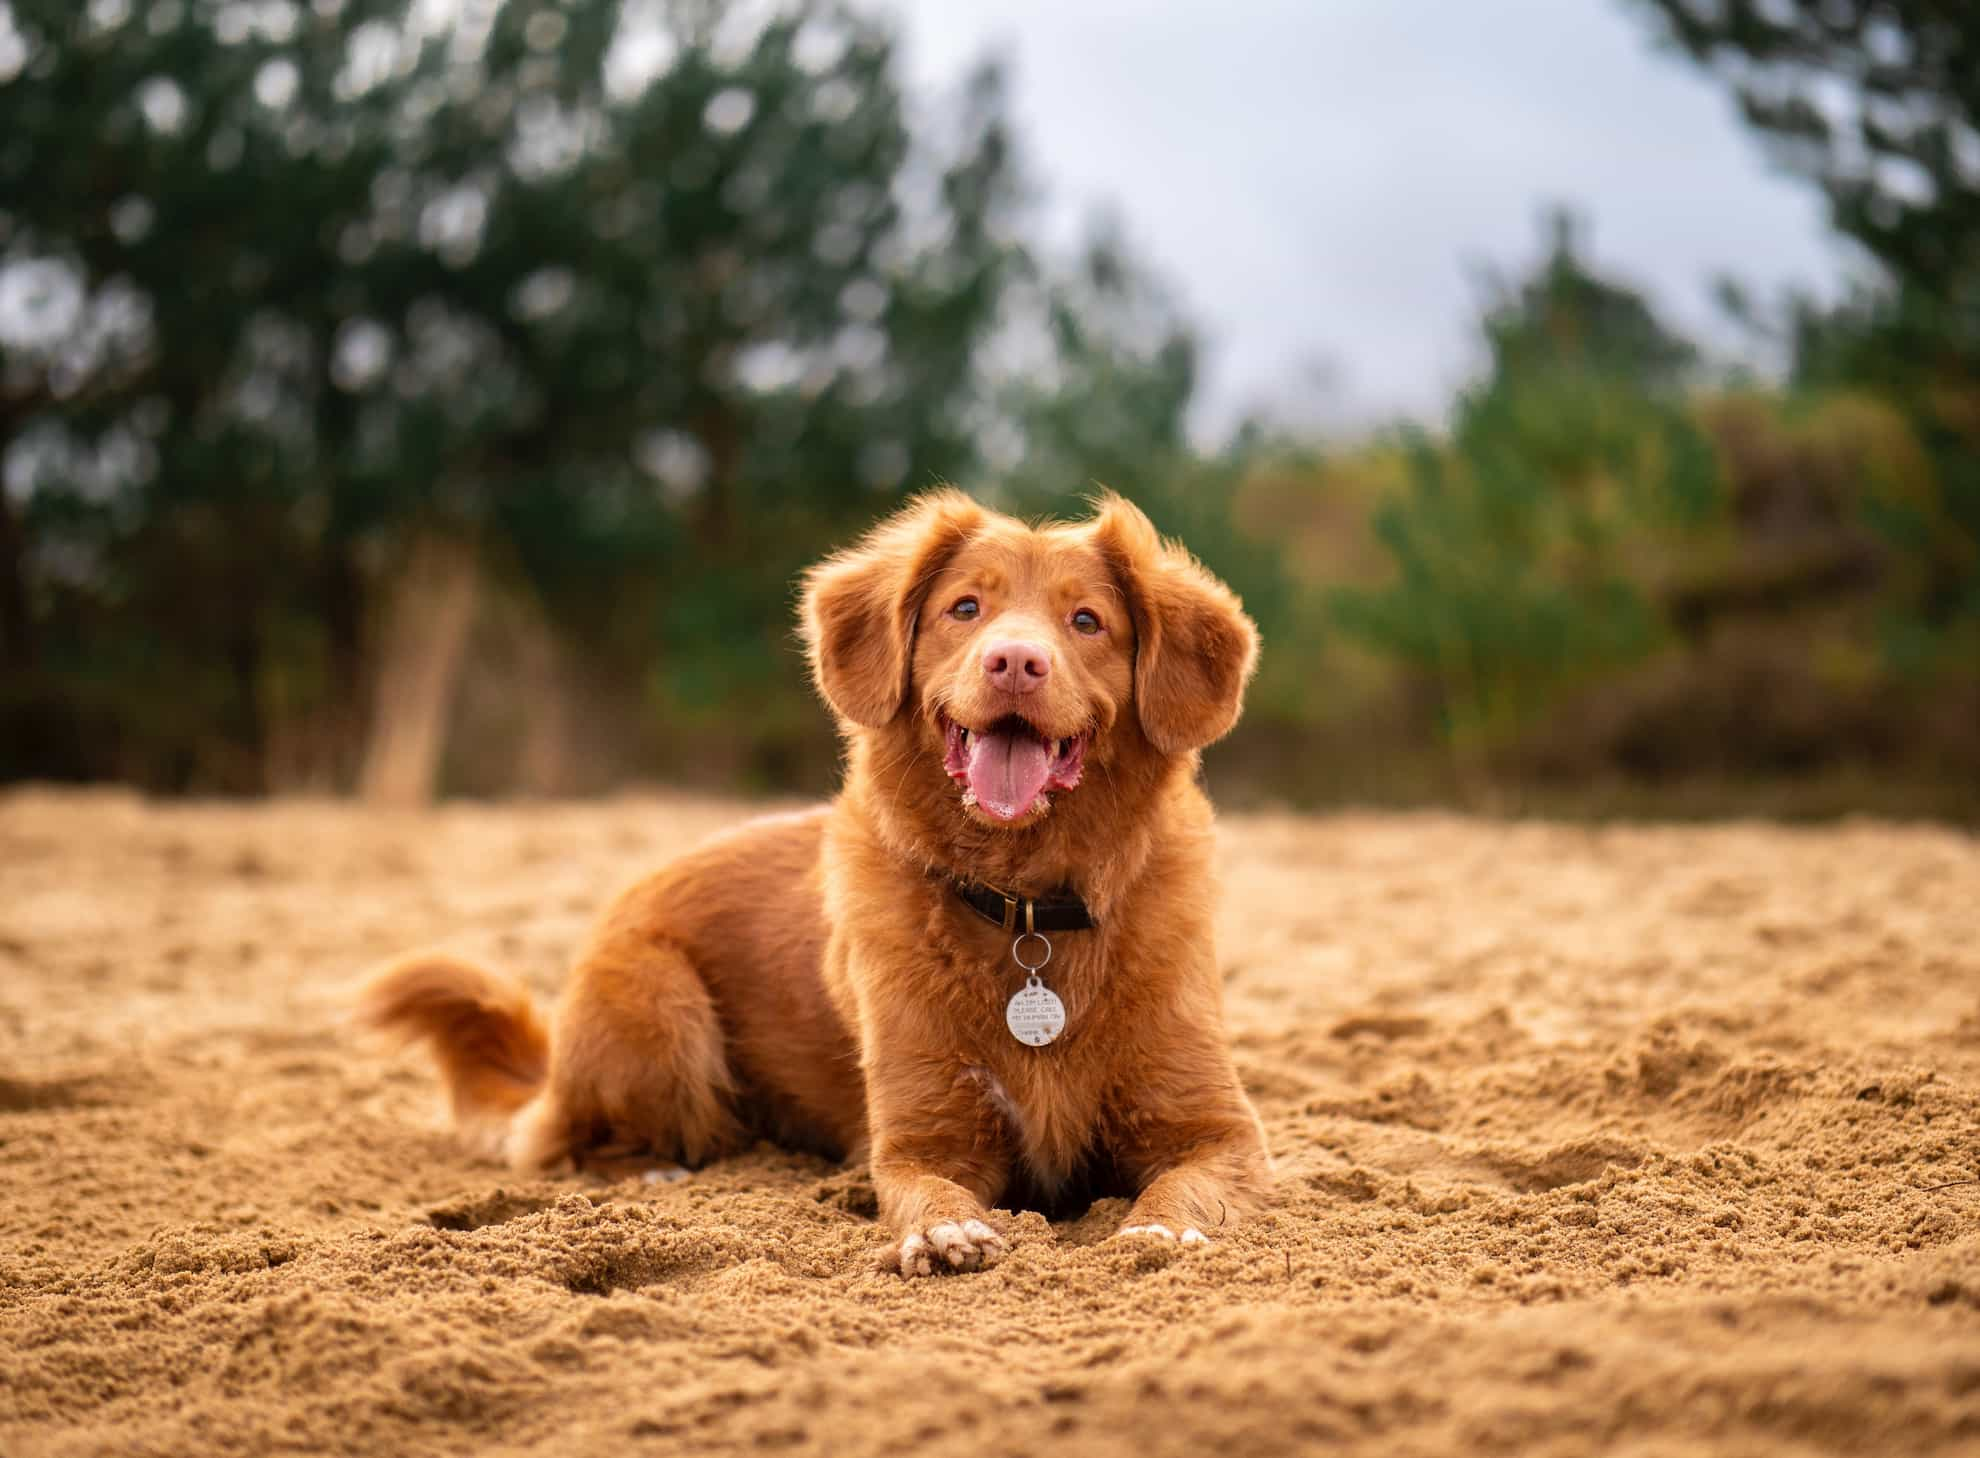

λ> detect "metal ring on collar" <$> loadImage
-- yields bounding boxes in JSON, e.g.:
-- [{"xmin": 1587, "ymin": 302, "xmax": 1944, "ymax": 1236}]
[{"xmin": 1012, "ymin": 930, "xmax": 1052, "ymax": 972}]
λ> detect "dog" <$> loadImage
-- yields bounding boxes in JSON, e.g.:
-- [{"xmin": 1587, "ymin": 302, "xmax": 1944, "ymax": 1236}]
[{"xmin": 360, "ymin": 490, "xmax": 1272, "ymax": 1275}]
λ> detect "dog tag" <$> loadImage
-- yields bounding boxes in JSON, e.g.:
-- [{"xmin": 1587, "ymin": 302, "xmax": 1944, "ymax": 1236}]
[{"xmin": 1006, "ymin": 976, "xmax": 1065, "ymax": 1047}]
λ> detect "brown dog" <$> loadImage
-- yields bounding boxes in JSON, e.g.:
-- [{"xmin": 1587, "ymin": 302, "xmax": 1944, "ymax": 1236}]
[{"xmin": 361, "ymin": 490, "xmax": 1272, "ymax": 1274}]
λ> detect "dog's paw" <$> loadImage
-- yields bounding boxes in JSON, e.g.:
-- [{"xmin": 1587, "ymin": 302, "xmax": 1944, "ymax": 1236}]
[
  {"xmin": 885, "ymin": 1218, "xmax": 1007, "ymax": 1277},
  {"xmin": 1117, "ymin": 1223, "xmax": 1210, "ymax": 1247}
]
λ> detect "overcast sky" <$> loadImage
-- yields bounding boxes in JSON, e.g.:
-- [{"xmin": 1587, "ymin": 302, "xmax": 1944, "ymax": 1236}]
[{"xmin": 885, "ymin": 0, "xmax": 1855, "ymax": 438}]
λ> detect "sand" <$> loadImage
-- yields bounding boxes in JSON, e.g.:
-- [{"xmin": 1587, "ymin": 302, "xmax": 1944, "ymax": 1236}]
[{"xmin": 2, "ymin": 788, "xmax": 1977, "ymax": 1457}]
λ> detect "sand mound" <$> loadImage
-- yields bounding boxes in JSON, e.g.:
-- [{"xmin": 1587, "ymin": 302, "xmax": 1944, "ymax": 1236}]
[{"xmin": 3, "ymin": 791, "xmax": 1977, "ymax": 1456}]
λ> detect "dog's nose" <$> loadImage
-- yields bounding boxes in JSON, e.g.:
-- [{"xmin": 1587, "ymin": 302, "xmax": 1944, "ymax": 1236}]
[{"xmin": 982, "ymin": 638, "xmax": 1052, "ymax": 694}]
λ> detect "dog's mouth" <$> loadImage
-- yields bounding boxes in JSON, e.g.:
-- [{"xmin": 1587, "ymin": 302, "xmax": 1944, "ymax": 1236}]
[{"xmin": 939, "ymin": 711, "xmax": 1089, "ymax": 824}]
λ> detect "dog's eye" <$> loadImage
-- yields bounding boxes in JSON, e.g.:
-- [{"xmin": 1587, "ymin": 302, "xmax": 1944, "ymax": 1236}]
[
  {"xmin": 949, "ymin": 596, "xmax": 980, "ymax": 621},
  {"xmin": 1071, "ymin": 608, "xmax": 1103, "ymax": 635}
]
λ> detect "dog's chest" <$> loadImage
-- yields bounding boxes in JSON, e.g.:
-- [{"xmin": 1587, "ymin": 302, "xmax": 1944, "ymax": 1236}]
[{"xmin": 963, "ymin": 1049, "xmax": 1107, "ymax": 1192}]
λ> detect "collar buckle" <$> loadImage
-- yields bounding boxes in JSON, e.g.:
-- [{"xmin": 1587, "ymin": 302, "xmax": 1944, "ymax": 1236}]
[
  {"xmin": 995, "ymin": 888, "xmax": 1038, "ymax": 934},
  {"xmin": 949, "ymin": 875, "xmax": 1093, "ymax": 934}
]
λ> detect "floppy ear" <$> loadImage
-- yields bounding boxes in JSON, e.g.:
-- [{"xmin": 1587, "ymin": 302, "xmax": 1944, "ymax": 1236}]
[
  {"xmin": 799, "ymin": 488, "xmax": 985, "ymax": 727},
  {"xmin": 1090, "ymin": 493, "xmax": 1260, "ymax": 755}
]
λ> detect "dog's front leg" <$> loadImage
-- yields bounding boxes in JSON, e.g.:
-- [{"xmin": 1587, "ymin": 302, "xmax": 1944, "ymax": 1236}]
[
  {"xmin": 1118, "ymin": 1128, "xmax": 1270, "ymax": 1245},
  {"xmin": 1111, "ymin": 1037, "xmax": 1273, "ymax": 1246},
  {"xmin": 866, "ymin": 1061, "xmax": 1013, "ymax": 1277}
]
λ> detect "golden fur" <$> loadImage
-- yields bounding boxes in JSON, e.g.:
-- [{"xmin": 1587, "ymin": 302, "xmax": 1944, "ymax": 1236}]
[{"xmin": 360, "ymin": 491, "xmax": 1272, "ymax": 1273}]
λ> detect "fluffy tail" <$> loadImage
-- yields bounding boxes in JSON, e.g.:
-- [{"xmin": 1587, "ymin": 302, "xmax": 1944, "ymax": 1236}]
[{"xmin": 358, "ymin": 954, "xmax": 550, "ymax": 1154}]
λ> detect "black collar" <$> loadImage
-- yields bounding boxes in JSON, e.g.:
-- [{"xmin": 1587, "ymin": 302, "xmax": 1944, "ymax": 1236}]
[{"xmin": 950, "ymin": 877, "xmax": 1095, "ymax": 933}]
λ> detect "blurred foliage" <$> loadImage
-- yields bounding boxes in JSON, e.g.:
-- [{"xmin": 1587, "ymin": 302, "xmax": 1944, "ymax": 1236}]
[
  {"xmin": 1250, "ymin": 207, "xmax": 1977, "ymax": 804},
  {"xmin": 0, "ymin": 0, "xmax": 1189, "ymax": 789},
  {"xmin": 0, "ymin": 0, "xmax": 1975, "ymax": 814},
  {"xmin": 1630, "ymin": 0, "xmax": 1980, "ymax": 666},
  {"xmin": 1630, "ymin": 0, "xmax": 1979, "ymax": 304},
  {"xmin": 1330, "ymin": 215, "xmax": 1720, "ymax": 746}
]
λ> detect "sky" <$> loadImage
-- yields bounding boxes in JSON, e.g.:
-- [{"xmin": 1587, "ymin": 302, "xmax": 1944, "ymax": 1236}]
[{"xmin": 885, "ymin": 0, "xmax": 1855, "ymax": 438}]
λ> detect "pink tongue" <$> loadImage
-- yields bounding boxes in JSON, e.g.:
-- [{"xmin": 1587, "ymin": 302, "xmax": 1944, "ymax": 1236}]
[{"xmin": 965, "ymin": 729, "xmax": 1053, "ymax": 820}]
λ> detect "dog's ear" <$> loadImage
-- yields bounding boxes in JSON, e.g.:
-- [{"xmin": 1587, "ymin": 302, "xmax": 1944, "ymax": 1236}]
[
  {"xmin": 800, "ymin": 489, "xmax": 985, "ymax": 727},
  {"xmin": 1090, "ymin": 493, "xmax": 1259, "ymax": 755}
]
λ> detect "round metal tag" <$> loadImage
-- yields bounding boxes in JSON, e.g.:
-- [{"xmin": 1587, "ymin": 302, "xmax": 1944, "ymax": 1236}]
[{"xmin": 1005, "ymin": 976, "xmax": 1066, "ymax": 1047}]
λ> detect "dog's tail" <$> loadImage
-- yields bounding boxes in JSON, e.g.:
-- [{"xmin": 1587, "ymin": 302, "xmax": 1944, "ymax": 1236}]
[{"xmin": 358, "ymin": 953, "xmax": 549, "ymax": 1156}]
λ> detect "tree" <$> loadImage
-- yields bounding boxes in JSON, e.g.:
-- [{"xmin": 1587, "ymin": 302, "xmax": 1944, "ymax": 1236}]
[
  {"xmin": 1331, "ymin": 215, "xmax": 1718, "ymax": 744},
  {"xmin": 990, "ymin": 224, "xmax": 1199, "ymax": 506},
  {"xmin": 1626, "ymin": 0, "xmax": 1980, "ymax": 654},
  {"xmin": 0, "ymin": 0, "xmax": 1026, "ymax": 790},
  {"xmin": 1630, "ymin": 1, "xmax": 1979, "ymax": 308}
]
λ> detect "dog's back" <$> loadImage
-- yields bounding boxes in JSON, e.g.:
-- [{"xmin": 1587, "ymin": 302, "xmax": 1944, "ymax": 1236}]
[{"xmin": 361, "ymin": 807, "xmax": 864, "ymax": 1169}]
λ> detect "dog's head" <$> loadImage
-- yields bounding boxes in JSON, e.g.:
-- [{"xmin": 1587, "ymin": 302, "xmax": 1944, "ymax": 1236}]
[{"xmin": 800, "ymin": 489, "xmax": 1258, "ymax": 831}]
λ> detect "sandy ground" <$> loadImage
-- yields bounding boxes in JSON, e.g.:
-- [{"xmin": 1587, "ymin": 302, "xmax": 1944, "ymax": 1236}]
[{"xmin": 2, "ymin": 788, "xmax": 1978, "ymax": 1457}]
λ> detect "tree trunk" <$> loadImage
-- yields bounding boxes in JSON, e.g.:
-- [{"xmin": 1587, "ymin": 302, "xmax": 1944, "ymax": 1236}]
[
  {"xmin": 322, "ymin": 544, "xmax": 368, "ymax": 787},
  {"xmin": 513, "ymin": 602, "xmax": 574, "ymax": 796},
  {"xmin": 357, "ymin": 536, "xmax": 480, "ymax": 807},
  {"xmin": 0, "ymin": 456, "xmax": 33, "ymax": 676}
]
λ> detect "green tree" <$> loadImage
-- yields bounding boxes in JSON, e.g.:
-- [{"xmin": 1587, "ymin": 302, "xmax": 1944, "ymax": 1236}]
[
  {"xmin": 0, "ymin": 0, "xmax": 1026, "ymax": 789},
  {"xmin": 1332, "ymin": 215, "xmax": 1719, "ymax": 744},
  {"xmin": 1627, "ymin": 0, "xmax": 1980, "ymax": 654},
  {"xmin": 1629, "ymin": 0, "xmax": 1979, "ymax": 305}
]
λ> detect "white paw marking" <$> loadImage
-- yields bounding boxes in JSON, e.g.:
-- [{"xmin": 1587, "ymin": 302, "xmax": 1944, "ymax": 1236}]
[
  {"xmin": 897, "ymin": 1231, "xmax": 934, "ymax": 1277},
  {"xmin": 640, "ymin": 1165, "xmax": 690, "ymax": 1185},
  {"xmin": 895, "ymin": 1218, "xmax": 1006, "ymax": 1277},
  {"xmin": 1119, "ymin": 1223, "xmax": 1211, "ymax": 1247}
]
